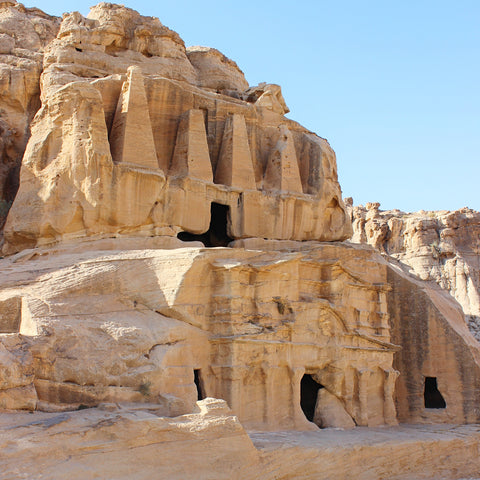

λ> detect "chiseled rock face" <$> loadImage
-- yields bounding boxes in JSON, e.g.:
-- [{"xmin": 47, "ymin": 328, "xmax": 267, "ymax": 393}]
[
  {"xmin": 348, "ymin": 201, "xmax": 480, "ymax": 340},
  {"xmin": 0, "ymin": 241, "xmax": 399, "ymax": 430},
  {"xmin": 1, "ymin": 239, "xmax": 480, "ymax": 430},
  {"xmin": 1, "ymin": 1, "xmax": 351, "ymax": 253},
  {"xmin": 2, "ymin": 4, "xmax": 480, "ymax": 479}
]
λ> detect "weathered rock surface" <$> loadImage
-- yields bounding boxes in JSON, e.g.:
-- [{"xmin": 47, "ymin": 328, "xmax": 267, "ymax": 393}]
[
  {"xmin": 1, "ymin": 3, "xmax": 480, "ymax": 480},
  {"xmin": 1, "ymin": 239, "xmax": 480, "ymax": 476},
  {"xmin": 1, "ymin": 239, "xmax": 479, "ymax": 430},
  {"xmin": 313, "ymin": 388, "xmax": 356, "ymax": 429},
  {"xmin": 2, "ymin": 406, "xmax": 480, "ymax": 480},
  {"xmin": 0, "ymin": 241, "xmax": 394, "ymax": 429},
  {"xmin": 0, "ymin": 399, "xmax": 264, "ymax": 480},
  {"xmin": 186, "ymin": 45, "xmax": 249, "ymax": 93},
  {"xmin": 349, "ymin": 201, "xmax": 480, "ymax": 340},
  {"xmin": 252, "ymin": 425, "xmax": 480, "ymax": 480},
  {"xmin": 0, "ymin": 1, "xmax": 59, "ymax": 230},
  {"xmin": 1, "ymin": 1, "xmax": 351, "ymax": 253}
]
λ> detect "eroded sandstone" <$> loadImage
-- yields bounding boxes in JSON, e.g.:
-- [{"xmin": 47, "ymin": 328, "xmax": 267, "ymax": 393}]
[
  {"xmin": 3, "ymin": 407, "xmax": 480, "ymax": 480},
  {"xmin": 0, "ymin": 3, "xmax": 479, "ymax": 479},
  {"xmin": 0, "ymin": 1, "xmax": 59, "ymax": 231},
  {"xmin": 1, "ymin": 239, "xmax": 479, "ymax": 431},
  {"xmin": 349, "ymin": 201, "xmax": 480, "ymax": 340},
  {"xmin": 2, "ymin": 2, "xmax": 351, "ymax": 253}
]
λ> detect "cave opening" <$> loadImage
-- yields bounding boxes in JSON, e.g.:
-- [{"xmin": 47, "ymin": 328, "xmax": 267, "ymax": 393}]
[
  {"xmin": 424, "ymin": 376, "xmax": 446, "ymax": 409},
  {"xmin": 177, "ymin": 202, "xmax": 232, "ymax": 247},
  {"xmin": 194, "ymin": 369, "xmax": 206, "ymax": 401},
  {"xmin": 300, "ymin": 373, "xmax": 324, "ymax": 422}
]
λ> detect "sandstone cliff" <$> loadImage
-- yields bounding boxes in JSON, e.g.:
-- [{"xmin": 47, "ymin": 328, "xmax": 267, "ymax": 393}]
[
  {"xmin": 1, "ymin": 3, "xmax": 480, "ymax": 480},
  {"xmin": 0, "ymin": 1, "xmax": 351, "ymax": 254},
  {"xmin": 348, "ymin": 200, "xmax": 480, "ymax": 339},
  {"xmin": 0, "ymin": 1, "xmax": 59, "ymax": 230}
]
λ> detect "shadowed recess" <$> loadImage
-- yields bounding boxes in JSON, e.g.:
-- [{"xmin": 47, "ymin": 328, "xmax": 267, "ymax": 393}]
[
  {"xmin": 424, "ymin": 376, "xmax": 446, "ymax": 409},
  {"xmin": 194, "ymin": 369, "xmax": 206, "ymax": 401},
  {"xmin": 177, "ymin": 202, "xmax": 232, "ymax": 247},
  {"xmin": 300, "ymin": 374, "xmax": 324, "ymax": 422}
]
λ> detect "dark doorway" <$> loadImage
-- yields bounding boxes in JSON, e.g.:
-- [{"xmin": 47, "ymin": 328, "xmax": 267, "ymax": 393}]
[
  {"xmin": 177, "ymin": 202, "xmax": 232, "ymax": 247},
  {"xmin": 3, "ymin": 166, "xmax": 20, "ymax": 203},
  {"xmin": 424, "ymin": 377, "xmax": 446, "ymax": 409},
  {"xmin": 300, "ymin": 374, "xmax": 324, "ymax": 422},
  {"xmin": 194, "ymin": 369, "xmax": 206, "ymax": 401}
]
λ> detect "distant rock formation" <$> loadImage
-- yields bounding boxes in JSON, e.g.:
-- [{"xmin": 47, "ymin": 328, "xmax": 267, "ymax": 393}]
[{"xmin": 348, "ymin": 200, "xmax": 480, "ymax": 339}]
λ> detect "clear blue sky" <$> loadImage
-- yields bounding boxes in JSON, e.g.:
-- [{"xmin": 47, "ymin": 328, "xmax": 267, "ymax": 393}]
[{"xmin": 25, "ymin": 0, "xmax": 480, "ymax": 212}]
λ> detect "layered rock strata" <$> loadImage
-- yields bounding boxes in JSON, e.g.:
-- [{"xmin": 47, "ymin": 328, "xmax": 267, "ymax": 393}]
[
  {"xmin": 1, "ymin": 3, "xmax": 480, "ymax": 479},
  {"xmin": 0, "ymin": 241, "xmax": 395, "ymax": 429},
  {"xmin": 3, "ymin": 407, "xmax": 480, "ymax": 480},
  {"xmin": 1, "ymin": 2, "xmax": 351, "ymax": 254},
  {"xmin": 349, "ymin": 201, "xmax": 480, "ymax": 340},
  {"xmin": 0, "ymin": 1, "xmax": 59, "ymax": 229},
  {"xmin": 1, "ymin": 239, "xmax": 479, "ymax": 429}
]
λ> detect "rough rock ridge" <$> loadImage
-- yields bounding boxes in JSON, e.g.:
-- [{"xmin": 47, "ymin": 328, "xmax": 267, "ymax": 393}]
[
  {"xmin": 0, "ymin": 1, "xmax": 59, "ymax": 230},
  {"xmin": 1, "ymin": 1, "xmax": 351, "ymax": 253},
  {"xmin": 348, "ymin": 200, "xmax": 480, "ymax": 339}
]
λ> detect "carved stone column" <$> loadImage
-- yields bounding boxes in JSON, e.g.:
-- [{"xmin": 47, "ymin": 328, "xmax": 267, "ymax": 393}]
[
  {"xmin": 356, "ymin": 368, "xmax": 372, "ymax": 426},
  {"xmin": 383, "ymin": 368, "xmax": 399, "ymax": 425}
]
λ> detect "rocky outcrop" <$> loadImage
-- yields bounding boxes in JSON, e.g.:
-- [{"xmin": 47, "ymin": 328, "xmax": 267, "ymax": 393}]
[
  {"xmin": 0, "ymin": 1, "xmax": 59, "ymax": 230},
  {"xmin": 0, "ymin": 399, "xmax": 265, "ymax": 480},
  {"xmin": 0, "ymin": 241, "xmax": 396, "ymax": 429},
  {"xmin": 1, "ymin": 238, "xmax": 479, "ymax": 430},
  {"xmin": 40, "ymin": 3, "xmax": 197, "ymax": 97},
  {"xmin": 2, "ymin": 3, "xmax": 480, "ymax": 480},
  {"xmin": 348, "ymin": 201, "xmax": 480, "ymax": 340},
  {"xmin": 2, "ymin": 2, "xmax": 351, "ymax": 253},
  {"xmin": 3, "ymin": 407, "xmax": 480, "ymax": 479},
  {"xmin": 186, "ymin": 45, "xmax": 249, "ymax": 93}
]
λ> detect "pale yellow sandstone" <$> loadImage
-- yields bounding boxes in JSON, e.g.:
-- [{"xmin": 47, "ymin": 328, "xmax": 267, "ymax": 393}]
[
  {"xmin": 214, "ymin": 113, "xmax": 257, "ymax": 190},
  {"xmin": 0, "ymin": 240, "xmax": 478, "ymax": 430},
  {"xmin": 1, "ymin": 1, "xmax": 351, "ymax": 250},
  {"xmin": 109, "ymin": 65, "xmax": 158, "ymax": 169},
  {"xmin": 349, "ymin": 203, "xmax": 480, "ymax": 340},
  {"xmin": 244, "ymin": 82, "xmax": 290, "ymax": 115},
  {"xmin": 0, "ymin": 2, "xmax": 59, "ymax": 228},
  {"xmin": 170, "ymin": 109, "xmax": 213, "ymax": 182},
  {"xmin": 187, "ymin": 45, "xmax": 249, "ymax": 93},
  {"xmin": 264, "ymin": 124, "xmax": 303, "ymax": 193},
  {"xmin": 2, "ymin": 406, "xmax": 480, "ymax": 479},
  {"xmin": 0, "ymin": 4, "xmax": 479, "ymax": 480},
  {"xmin": 313, "ymin": 388, "xmax": 356, "ymax": 429}
]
